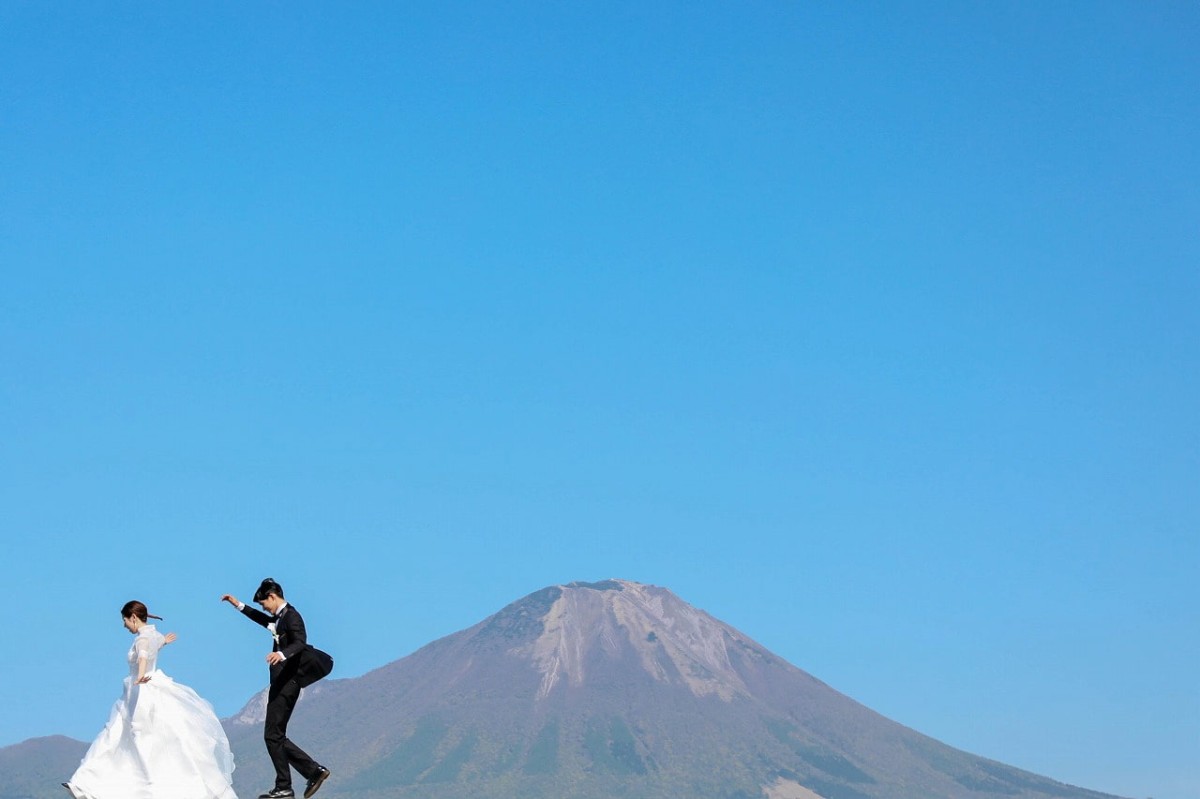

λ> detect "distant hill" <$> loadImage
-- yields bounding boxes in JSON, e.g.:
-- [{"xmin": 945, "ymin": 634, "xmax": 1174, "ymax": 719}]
[
  {"xmin": 0, "ymin": 735, "xmax": 89, "ymax": 799},
  {"xmin": 4, "ymin": 580, "xmax": 1129, "ymax": 799}
]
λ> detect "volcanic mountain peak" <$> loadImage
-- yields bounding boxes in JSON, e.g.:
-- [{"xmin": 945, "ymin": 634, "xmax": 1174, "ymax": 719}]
[{"xmin": 515, "ymin": 579, "xmax": 757, "ymax": 701}]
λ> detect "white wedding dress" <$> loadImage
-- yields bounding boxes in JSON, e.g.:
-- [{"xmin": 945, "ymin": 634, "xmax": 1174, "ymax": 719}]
[{"xmin": 65, "ymin": 625, "xmax": 238, "ymax": 799}]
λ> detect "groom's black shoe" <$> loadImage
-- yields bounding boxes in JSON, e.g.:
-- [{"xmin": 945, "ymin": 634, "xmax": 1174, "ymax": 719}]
[
  {"xmin": 304, "ymin": 767, "xmax": 331, "ymax": 799},
  {"xmin": 258, "ymin": 790, "xmax": 295, "ymax": 798}
]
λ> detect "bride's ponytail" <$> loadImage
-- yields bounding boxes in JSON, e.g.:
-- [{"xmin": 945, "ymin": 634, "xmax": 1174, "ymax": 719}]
[{"xmin": 122, "ymin": 601, "xmax": 163, "ymax": 622}]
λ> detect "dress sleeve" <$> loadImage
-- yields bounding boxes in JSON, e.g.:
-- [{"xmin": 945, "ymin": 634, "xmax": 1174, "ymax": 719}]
[{"xmin": 134, "ymin": 634, "xmax": 156, "ymax": 660}]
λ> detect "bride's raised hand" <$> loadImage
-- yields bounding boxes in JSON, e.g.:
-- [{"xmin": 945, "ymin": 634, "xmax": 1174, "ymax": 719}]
[{"xmin": 163, "ymin": 633, "xmax": 178, "ymax": 645}]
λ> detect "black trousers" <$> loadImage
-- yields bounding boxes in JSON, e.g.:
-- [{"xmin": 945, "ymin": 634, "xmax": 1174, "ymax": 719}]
[{"xmin": 264, "ymin": 677, "xmax": 319, "ymax": 790}]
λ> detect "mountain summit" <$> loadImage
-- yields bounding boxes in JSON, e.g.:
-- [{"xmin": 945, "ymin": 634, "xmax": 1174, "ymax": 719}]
[
  {"xmin": 519, "ymin": 579, "xmax": 763, "ymax": 701},
  {"xmin": 4, "ymin": 580, "xmax": 1128, "ymax": 799}
]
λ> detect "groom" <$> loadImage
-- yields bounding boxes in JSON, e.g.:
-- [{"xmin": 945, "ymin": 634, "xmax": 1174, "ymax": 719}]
[{"xmin": 222, "ymin": 578, "xmax": 332, "ymax": 799}]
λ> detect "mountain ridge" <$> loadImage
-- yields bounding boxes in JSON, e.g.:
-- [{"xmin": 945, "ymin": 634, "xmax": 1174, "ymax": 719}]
[{"xmin": 2, "ymin": 579, "xmax": 1130, "ymax": 799}]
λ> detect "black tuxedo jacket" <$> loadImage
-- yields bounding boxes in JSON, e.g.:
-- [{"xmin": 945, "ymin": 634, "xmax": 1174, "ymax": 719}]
[{"xmin": 241, "ymin": 603, "xmax": 314, "ymax": 686}]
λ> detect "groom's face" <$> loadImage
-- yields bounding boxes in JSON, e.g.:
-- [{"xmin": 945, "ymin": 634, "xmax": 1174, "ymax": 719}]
[{"xmin": 259, "ymin": 594, "xmax": 283, "ymax": 614}]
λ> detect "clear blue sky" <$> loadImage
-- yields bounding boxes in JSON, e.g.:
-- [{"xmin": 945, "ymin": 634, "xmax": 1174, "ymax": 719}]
[{"xmin": 1, "ymin": 4, "xmax": 1196, "ymax": 799}]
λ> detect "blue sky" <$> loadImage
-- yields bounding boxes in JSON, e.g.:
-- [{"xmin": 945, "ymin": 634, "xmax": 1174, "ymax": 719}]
[{"xmin": 1, "ymin": 3, "xmax": 1196, "ymax": 798}]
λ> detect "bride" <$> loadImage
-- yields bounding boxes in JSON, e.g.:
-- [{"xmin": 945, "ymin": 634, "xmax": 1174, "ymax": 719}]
[{"xmin": 63, "ymin": 601, "xmax": 238, "ymax": 799}]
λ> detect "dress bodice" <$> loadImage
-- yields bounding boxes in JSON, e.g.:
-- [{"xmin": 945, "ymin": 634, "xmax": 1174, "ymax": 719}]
[{"xmin": 127, "ymin": 624, "xmax": 165, "ymax": 676}]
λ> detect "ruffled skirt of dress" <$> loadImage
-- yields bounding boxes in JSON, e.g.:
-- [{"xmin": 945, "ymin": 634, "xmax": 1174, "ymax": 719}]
[{"xmin": 66, "ymin": 670, "xmax": 237, "ymax": 799}]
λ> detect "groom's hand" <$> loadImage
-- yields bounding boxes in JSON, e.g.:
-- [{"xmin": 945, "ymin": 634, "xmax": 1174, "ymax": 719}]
[
  {"xmin": 221, "ymin": 594, "xmax": 240, "ymax": 606},
  {"xmin": 266, "ymin": 652, "xmax": 285, "ymax": 665}
]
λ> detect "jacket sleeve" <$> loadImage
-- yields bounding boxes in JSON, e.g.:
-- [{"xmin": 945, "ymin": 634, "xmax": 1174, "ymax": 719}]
[
  {"xmin": 279, "ymin": 610, "xmax": 308, "ymax": 660},
  {"xmin": 240, "ymin": 605, "xmax": 273, "ymax": 628}
]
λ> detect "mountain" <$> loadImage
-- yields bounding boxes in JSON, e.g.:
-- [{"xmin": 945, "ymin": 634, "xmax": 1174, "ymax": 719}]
[
  {"xmin": 222, "ymin": 579, "xmax": 1126, "ymax": 799},
  {"xmin": 0, "ymin": 735, "xmax": 90, "ymax": 799},
  {"xmin": 3, "ymin": 580, "xmax": 1129, "ymax": 799}
]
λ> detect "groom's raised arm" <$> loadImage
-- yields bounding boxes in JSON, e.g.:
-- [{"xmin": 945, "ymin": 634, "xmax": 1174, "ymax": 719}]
[
  {"xmin": 241, "ymin": 605, "xmax": 274, "ymax": 626},
  {"xmin": 221, "ymin": 593, "xmax": 272, "ymax": 627}
]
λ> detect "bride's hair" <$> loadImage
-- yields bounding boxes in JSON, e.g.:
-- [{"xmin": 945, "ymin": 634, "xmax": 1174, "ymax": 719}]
[{"xmin": 122, "ymin": 600, "xmax": 163, "ymax": 622}]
